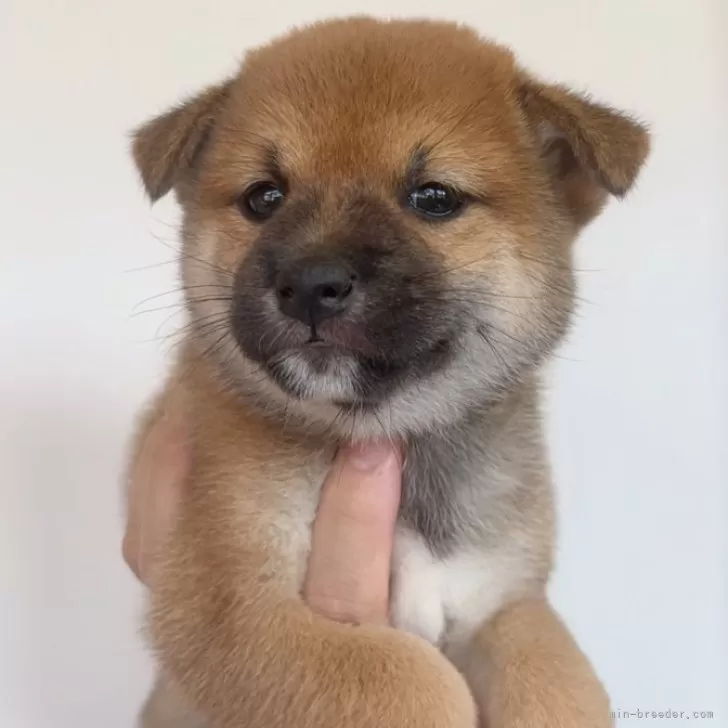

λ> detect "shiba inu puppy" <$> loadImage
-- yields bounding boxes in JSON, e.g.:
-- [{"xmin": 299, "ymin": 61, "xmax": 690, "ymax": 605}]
[{"xmin": 129, "ymin": 16, "xmax": 649, "ymax": 728}]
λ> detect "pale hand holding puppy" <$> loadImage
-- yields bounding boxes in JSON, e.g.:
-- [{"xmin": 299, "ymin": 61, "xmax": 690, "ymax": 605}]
[{"xmin": 127, "ymin": 16, "xmax": 649, "ymax": 728}]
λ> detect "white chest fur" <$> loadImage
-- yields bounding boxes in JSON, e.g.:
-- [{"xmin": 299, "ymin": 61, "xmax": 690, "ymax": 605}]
[{"xmin": 389, "ymin": 528, "xmax": 527, "ymax": 650}]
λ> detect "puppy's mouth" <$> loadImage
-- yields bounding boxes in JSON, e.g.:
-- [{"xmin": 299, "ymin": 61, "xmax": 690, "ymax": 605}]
[
  {"xmin": 262, "ymin": 324, "xmax": 453, "ymax": 406},
  {"xmin": 305, "ymin": 317, "xmax": 377, "ymax": 356},
  {"xmin": 273, "ymin": 319, "xmax": 376, "ymax": 368},
  {"xmin": 294, "ymin": 336, "xmax": 358, "ymax": 372}
]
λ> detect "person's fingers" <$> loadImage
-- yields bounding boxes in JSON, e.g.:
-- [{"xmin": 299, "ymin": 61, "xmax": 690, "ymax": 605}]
[
  {"xmin": 122, "ymin": 422, "xmax": 157, "ymax": 582},
  {"xmin": 304, "ymin": 440, "xmax": 402, "ymax": 625},
  {"xmin": 122, "ymin": 401, "xmax": 190, "ymax": 585}
]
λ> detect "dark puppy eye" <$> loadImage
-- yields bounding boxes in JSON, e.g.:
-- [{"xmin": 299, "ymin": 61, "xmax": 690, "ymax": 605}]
[
  {"xmin": 407, "ymin": 183, "xmax": 462, "ymax": 219},
  {"xmin": 238, "ymin": 182, "xmax": 285, "ymax": 221}
]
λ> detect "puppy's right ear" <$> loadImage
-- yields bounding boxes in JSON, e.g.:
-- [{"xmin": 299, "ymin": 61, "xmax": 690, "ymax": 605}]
[{"xmin": 131, "ymin": 81, "xmax": 232, "ymax": 202}]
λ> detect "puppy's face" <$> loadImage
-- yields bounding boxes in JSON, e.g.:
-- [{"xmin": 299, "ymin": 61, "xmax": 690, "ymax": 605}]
[{"xmin": 133, "ymin": 18, "xmax": 649, "ymax": 438}]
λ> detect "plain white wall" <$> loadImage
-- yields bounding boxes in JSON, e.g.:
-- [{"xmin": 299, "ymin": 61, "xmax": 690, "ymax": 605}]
[{"xmin": 2, "ymin": 1, "xmax": 726, "ymax": 726}]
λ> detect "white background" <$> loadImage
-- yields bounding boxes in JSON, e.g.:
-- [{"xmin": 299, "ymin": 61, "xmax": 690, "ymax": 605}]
[{"xmin": 2, "ymin": 1, "xmax": 726, "ymax": 727}]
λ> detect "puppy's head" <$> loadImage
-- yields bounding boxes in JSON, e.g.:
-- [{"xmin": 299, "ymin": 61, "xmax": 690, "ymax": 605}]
[{"xmin": 132, "ymin": 18, "xmax": 649, "ymax": 438}]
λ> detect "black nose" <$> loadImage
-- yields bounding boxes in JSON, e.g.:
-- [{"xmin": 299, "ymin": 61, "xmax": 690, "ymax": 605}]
[{"xmin": 276, "ymin": 259, "xmax": 356, "ymax": 326}]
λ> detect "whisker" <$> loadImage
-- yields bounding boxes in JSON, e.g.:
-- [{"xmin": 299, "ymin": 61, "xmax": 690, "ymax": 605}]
[
  {"xmin": 434, "ymin": 293, "xmax": 571, "ymax": 329},
  {"xmin": 132, "ymin": 284, "xmax": 233, "ymax": 311},
  {"xmin": 444, "ymin": 276, "xmax": 591, "ymax": 307},
  {"xmin": 476, "ymin": 324, "xmax": 511, "ymax": 374},
  {"xmin": 170, "ymin": 315, "xmax": 231, "ymax": 339},
  {"xmin": 516, "ymin": 251, "xmax": 603, "ymax": 274},
  {"xmin": 148, "ymin": 319, "xmax": 230, "ymax": 348},
  {"xmin": 124, "ymin": 258, "xmax": 180, "ymax": 275},
  {"xmin": 325, "ymin": 407, "xmax": 347, "ymax": 439},
  {"xmin": 147, "ymin": 231, "xmax": 236, "ymax": 280},
  {"xmin": 410, "ymin": 253, "xmax": 595, "ymax": 294},
  {"xmin": 482, "ymin": 323, "xmax": 576, "ymax": 363},
  {"xmin": 132, "ymin": 296, "xmax": 234, "ymax": 318},
  {"xmin": 409, "ymin": 253, "xmax": 493, "ymax": 282}
]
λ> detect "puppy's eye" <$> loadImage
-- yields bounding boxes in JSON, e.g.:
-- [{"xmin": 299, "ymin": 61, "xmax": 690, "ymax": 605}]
[
  {"xmin": 407, "ymin": 183, "xmax": 462, "ymax": 219},
  {"xmin": 238, "ymin": 182, "xmax": 285, "ymax": 221}
]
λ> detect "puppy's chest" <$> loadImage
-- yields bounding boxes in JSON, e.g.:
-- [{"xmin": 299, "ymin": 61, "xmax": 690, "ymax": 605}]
[
  {"xmin": 266, "ymin": 445, "xmax": 525, "ymax": 649},
  {"xmin": 389, "ymin": 442, "xmax": 520, "ymax": 646},
  {"xmin": 389, "ymin": 528, "xmax": 520, "ymax": 649}
]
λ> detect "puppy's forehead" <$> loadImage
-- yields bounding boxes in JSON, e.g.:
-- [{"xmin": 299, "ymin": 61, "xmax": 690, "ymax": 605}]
[{"xmin": 215, "ymin": 20, "xmax": 521, "ymax": 181}]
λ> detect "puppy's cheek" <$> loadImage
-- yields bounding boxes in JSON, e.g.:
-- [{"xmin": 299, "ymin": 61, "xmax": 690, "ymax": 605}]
[
  {"xmin": 182, "ymin": 227, "xmax": 220, "ymax": 289},
  {"xmin": 196, "ymin": 226, "xmax": 220, "ymax": 262},
  {"xmin": 453, "ymin": 239, "xmax": 572, "ymax": 355},
  {"xmin": 179, "ymin": 225, "xmax": 258, "ymax": 382},
  {"xmin": 179, "ymin": 228, "xmax": 237, "ymax": 345}
]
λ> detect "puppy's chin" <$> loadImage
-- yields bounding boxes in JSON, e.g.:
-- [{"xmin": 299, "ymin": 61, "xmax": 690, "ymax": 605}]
[
  {"xmin": 267, "ymin": 349, "xmax": 360, "ymax": 402},
  {"xmin": 196, "ymin": 321, "xmax": 539, "ymax": 442}
]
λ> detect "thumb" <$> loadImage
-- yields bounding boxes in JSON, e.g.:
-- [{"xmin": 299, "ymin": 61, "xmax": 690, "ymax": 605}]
[{"xmin": 303, "ymin": 440, "xmax": 402, "ymax": 625}]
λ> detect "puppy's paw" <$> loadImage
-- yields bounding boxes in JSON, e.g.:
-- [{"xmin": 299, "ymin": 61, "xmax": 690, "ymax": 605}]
[
  {"xmin": 351, "ymin": 628, "xmax": 477, "ymax": 728},
  {"xmin": 486, "ymin": 689, "xmax": 614, "ymax": 728},
  {"xmin": 466, "ymin": 598, "xmax": 614, "ymax": 728}
]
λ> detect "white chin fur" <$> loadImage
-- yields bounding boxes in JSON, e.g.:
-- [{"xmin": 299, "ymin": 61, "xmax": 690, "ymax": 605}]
[
  {"xmin": 276, "ymin": 352, "xmax": 359, "ymax": 402},
  {"xmin": 243, "ymin": 329, "xmax": 500, "ymax": 442},
  {"xmin": 207, "ymin": 325, "xmax": 507, "ymax": 442}
]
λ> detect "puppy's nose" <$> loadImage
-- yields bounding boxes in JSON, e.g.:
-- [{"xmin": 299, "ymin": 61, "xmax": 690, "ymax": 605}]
[{"xmin": 276, "ymin": 259, "xmax": 356, "ymax": 325}]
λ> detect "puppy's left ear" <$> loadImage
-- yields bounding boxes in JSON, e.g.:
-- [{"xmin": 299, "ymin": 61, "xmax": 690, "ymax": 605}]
[
  {"xmin": 518, "ymin": 75, "xmax": 650, "ymax": 224},
  {"xmin": 131, "ymin": 81, "xmax": 232, "ymax": 202}
]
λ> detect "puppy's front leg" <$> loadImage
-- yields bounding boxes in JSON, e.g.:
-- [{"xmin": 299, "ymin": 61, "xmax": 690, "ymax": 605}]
[
  {"xmin": 148, "ymin": 493, "xmax": 476, "ymax": 728},
  {"xmin": 459, "ymin": 597, "xmax": 613, "ymax": 728}
]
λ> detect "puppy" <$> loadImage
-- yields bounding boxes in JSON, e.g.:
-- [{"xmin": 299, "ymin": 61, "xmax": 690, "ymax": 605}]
[{"xmin": 129, "ymin": 16, "xmax": 649, "ymax": 728}]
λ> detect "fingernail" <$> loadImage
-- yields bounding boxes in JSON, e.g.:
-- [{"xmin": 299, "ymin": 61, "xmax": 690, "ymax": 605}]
[{"xmin": 344, "ymin": 440, "xmax": 393, "ymax": 471}]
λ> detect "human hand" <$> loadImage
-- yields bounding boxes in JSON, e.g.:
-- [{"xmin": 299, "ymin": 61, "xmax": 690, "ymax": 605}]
[
  {"xmin": 122, "ymin": 409, "xmax": 401, "ymax": 625},
  {"xmin": 122, "ymin": 398, "xmax": 190, "ymax": 586}
]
